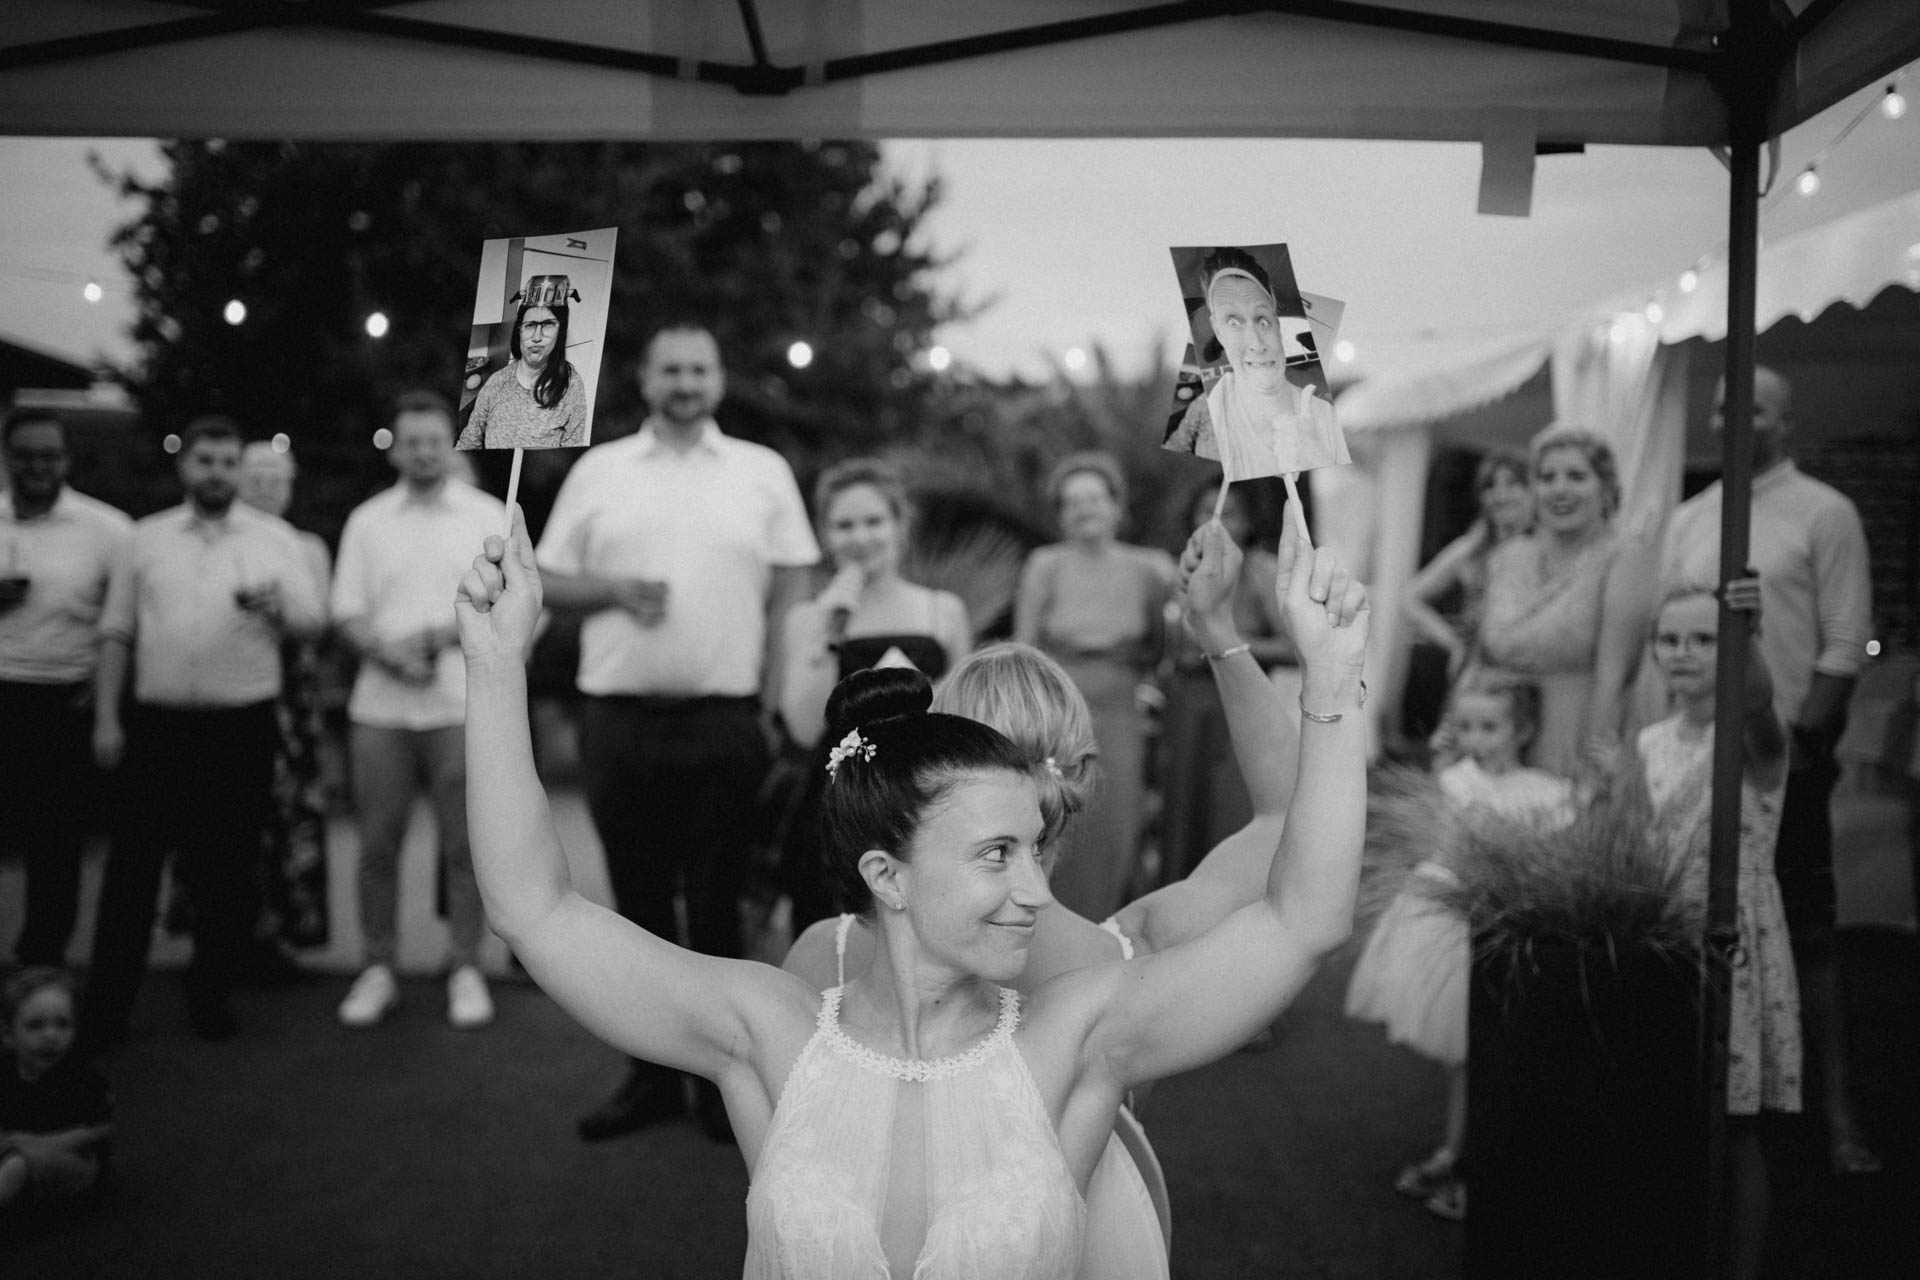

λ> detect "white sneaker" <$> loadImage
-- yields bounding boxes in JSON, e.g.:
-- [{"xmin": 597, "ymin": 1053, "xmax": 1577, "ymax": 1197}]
[
  {"xmin": 447, "ymin": 965, "xmax": 494, "ymax": 1030},
  {"xmin": 338, "ymin": 965, "xmax": 399, "ymax": 1028}
]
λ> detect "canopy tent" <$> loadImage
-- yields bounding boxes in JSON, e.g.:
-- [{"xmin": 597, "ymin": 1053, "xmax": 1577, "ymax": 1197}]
[
  {"xmin": 0, "ymin": 1, "xmax": 1914, "ymax": 147},
  {"xmin": 1331, "ymin": 186, "xmax": 1920, "ymax": 752},
  {"xmin": 10, "ymin": 4, "xmax": 1920, "ymax": 1271}
]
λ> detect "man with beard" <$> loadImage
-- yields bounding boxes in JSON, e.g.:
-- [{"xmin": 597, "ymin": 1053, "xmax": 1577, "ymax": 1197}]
[
  {"xmin": 536, "ymin": 321, "xmax": 818, "ymax": 1142},
  {"xmin": 1, "ymin": 408, "xmax": 133, "ymax": 968},
  {"xmin": 82, "ymin": 416, "xmax": 324, "ymax": 1048}
]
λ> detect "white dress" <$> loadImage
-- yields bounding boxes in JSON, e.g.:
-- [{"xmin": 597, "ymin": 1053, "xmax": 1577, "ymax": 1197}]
[
  {"xmin": 745, "ymin": 985, "xmax": 1084, "ymax": 1279},
  {"xmin": 815, "ymin": 915, "xmax": 1171, "ymax": 1280},
  {"xmin": 1638, "ymin": 716, "xmax": 1802, "ymax": 1115},
  {"xmin": 1344, "ymin": 759, "xmax": 1575, "ymax": 1065}
]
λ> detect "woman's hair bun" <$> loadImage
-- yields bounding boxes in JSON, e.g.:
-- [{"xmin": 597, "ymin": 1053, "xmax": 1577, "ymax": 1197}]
[{"xmin": 825, "ymin": 667, "xmax": 933, "ymax": 742}]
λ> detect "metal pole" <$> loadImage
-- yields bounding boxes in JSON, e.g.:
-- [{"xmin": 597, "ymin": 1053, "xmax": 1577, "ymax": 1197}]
[{"xmin": 1703, "ymin": 3, "xmax": 1776, "ymax": 1275}]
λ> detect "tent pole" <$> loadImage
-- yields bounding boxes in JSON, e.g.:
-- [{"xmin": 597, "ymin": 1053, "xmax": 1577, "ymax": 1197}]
[{"xmin": 1704, "ymin": 4, "xmax": 1774, "ymax": 1275}]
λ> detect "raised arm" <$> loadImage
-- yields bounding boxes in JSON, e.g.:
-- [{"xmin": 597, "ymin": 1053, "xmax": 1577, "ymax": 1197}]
[
  {"xmin": 1723, "ymin": 575, "xmax": 1787, "ymax": 790},
  {"xmin": 1115, "ymin": 521, "xmax": 1298, "ymax": 955},
  {"xmin": 456, "ymin": 508, "xmax": 795, "ymax": 1078},
  {"xmin": 1074, "ymin": 516, "xmax": 1370, "ymax": 1088}
]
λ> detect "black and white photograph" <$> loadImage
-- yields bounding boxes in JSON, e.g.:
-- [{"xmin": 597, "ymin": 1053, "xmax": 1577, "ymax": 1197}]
[
  {"xmin": 1162, "ymin": 242, "xmax": 1350, "ymax": 479},
  {"xmin": 2, "ymin": 8, "xmax": 1919, "ymax": 1280},
  {"xmin": 455, "ymin": 226, "xmax": 616, "ymax": 451}
]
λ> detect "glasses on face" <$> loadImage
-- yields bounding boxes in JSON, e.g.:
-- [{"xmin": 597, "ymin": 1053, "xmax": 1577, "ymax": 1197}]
[
  {"xmin": 1653, "ymin": 631, "xmax": 1718, "ymax": 655},
  {"xmin": 519, "ymin": 319, "xmax": 558, "ymax": 336}
]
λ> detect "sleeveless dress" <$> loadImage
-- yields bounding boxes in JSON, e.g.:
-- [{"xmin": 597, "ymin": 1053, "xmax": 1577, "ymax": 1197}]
[
  {"xmin": 1475, "ymin": 530, "xmax": 1620, "ymax": 777},
  {"xmin": 825, "ymin": 915, "xmax": 1172, "ymax": 1280},
  {"xmin": 1638, "ymin": 716, "xmax": 1802, "ymax": 1115},
  {"xmin": 1344, "ymin": 759, "xmax": 1575, "ymax": 1064},
  {"xmin": 744, "ymin": 984, "xmax": 1085, "ymax": 1280},
  {"xmin": 781, "ymin": 613, "xmax": 954, "ymax": 930}
]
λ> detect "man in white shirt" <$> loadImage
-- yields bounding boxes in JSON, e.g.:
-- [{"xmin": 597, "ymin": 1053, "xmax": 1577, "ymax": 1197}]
[
  {"xmin": 1, "ymin": 408, "xmax": 132, "ymax": 967},
  {"xmin": 1660, "ymin": 365, "xmax": 1881, "ymax": 1173},
  {"xmin": 538, "ymin": 321, "xmax": 819, "ymax": 1141},
  {"xmin": 83, "ymin": 416, "xmax": 325, "ymax": 1047},
  {"xmin": 332, "ymin": 391, "xmax": 506, "ymax": 1032}
]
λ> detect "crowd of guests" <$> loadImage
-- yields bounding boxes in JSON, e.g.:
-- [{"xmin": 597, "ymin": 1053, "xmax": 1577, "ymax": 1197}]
[
  {"xmin": 1351, "ymin": 365, "xmax": 1882, "ymax": 1276},
  {"xmin": 0, "ymin": 321, "xmax": 1893, "ymax": 1273}
]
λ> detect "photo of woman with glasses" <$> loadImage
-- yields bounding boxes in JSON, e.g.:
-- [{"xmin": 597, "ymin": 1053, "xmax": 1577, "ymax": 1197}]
[{"xmin": 457, "ymin": 276, "xmax": 592, "ymax": 450}]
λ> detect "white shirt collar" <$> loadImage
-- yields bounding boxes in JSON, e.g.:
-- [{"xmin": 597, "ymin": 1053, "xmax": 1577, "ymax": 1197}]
[{"xmin": 634, "ymin": 418, "xmax": 723, "ymax": 457}]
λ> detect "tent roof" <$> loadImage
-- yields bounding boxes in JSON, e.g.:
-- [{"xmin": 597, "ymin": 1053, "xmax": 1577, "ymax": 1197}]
[
  {"xmin": 3, "ymin": 2, "xmax": 1918, "ymax": 145},
  {"xmin": 1335, "ymin": 183, "xmax": 1920, "ymax": 432}
]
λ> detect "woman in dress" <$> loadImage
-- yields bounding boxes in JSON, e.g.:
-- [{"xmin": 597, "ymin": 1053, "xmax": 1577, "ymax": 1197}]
[
  {"xmin": 457, "ymin": 509, "xmax": 1369, "ymax": 1279},
  {"xmin": 777, "ymin": 458, "xmax": 972, "ymax": 929},
  {"xmin": 1473, "ymin": 426, "xmax": 1653, "ymax": 778},
  {"xmin": 456, "ymin": 299, "xmax": 589, "ymax": 450},
  {"xmin": 784, "ymin": 522, "xmax": 1308, "ymax": 1280},
  {"xmin": 1015, "ymin": 452, "xmax": 1177, "ymax": 918},
  {"xmin": 1402, "ymin": 448, "xmax": 1534, "ymax": 683},
  {"xmin": 1160, "ymin": 478, "xmax": 1291, "ymax": 885}
]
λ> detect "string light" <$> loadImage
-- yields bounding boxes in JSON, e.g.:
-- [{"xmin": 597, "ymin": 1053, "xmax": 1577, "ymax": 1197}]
[
  {"xmin": 927, "ymin": 345, "xmax": 952, "ymax": 372},
  {"xmin": 270, "ymin": 433, "xmax": 291, "ymax": 453},
  {"xmin": 372, "ymin": 427, "xmax": 394, "ymax": 449},
  {"xmin": 786, "ymin": 340, "xmax": 813, "ymax": 369},
  {"xmin": 1334, "ymin": 339, "xmax": 1356, "ymax": 363},
  {"xmin": 1063, "ymin": 347, "xmax": 1088, "ymax": 373},
  {"xmin": 223, "ymin": 298, "xmax": 247, "ymax": 325},
  {"xmin": 364, "ymin": 311, "xmax": 389, "ymax": 339},
  {"xmin": 1883, "ymin": 85, "xmax": 1908, "ymax": 120},
  {"xmin": 1644, "ymin": 301, "xmax": 1665, "ymax": 324},
  {"xmin": 1679, "ymin": 269, "xmax": 1700, "ymax": 294},
  {"xmin": 83, "ymin": 281, "xmax": 103, "ymax": 303},
  {"xmin": 1795, "ymin": 168, "xmax": 1821, "ymax": 197},
  {"xmin": 162, "ymin": 433, "xmax": 182, "ymax": 454}
]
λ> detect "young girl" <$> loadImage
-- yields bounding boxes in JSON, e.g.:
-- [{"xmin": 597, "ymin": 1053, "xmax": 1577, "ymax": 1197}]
[
  {"xmin": 0, "ymin": 969, "xmax": 112, "ymax": 1224},
  {"xmin": 1638, "ymin": 580, "xmax": 1798, "ymax": 1280},
  {"xmin": 1345, "ymin": 673, "xmax": 1573, "ymax": 1221}
]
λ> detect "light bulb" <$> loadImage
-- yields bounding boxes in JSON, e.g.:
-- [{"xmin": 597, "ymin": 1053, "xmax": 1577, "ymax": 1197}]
[
  {"xmin": 364, "ymin": 311, "xmax": 390, "ymax": 339},
  {"xmin": 1063, "ymin": 347, "xmax": 1088, "ymax": 373},
  {"xmin": 223, "ymin": 298, "xmax": 247, "ymax": 325},
  {"xmin": 1644, "ymin": 302, "xmax": 1665, "ymax": 324},
  {"xmin": 928, "ymin": 345, "xmax": 952, "ymax": 372},
  {"xmin": 786, "ymin": 340, "xmax": 813, "ymax": 370},
  {"xmin": 83, "ymin": 281, "xmax": 103, "ymax": 303},
  {"xmin": 1679, "ymin": 269, "xmax": 1700, "ymax": 294},
  {"xmin": 1882, "ymin": 88, "xmax": 1907, "ymax": 121},
  {"xmin": 1795, "ymin": 169, "xmax": 1821, "ymax": 197},
  {"xmin": 1333, "ymin": 339, "xmax": 1356, "ymax": 363},
  {"xmin": 271, "ymin": 433, "xmax": 291, "ymax": 453}
]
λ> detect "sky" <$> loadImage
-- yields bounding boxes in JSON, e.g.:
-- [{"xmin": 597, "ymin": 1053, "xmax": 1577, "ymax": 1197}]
[{"xmin": 1, "ymin": 61, "xmax": 1915, "ymax": 386}]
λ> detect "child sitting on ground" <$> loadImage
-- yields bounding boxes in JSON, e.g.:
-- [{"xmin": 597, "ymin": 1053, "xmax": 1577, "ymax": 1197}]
[{"xmin": 1, "ymin": 968, "xmax": 113, "ymax": 1226}]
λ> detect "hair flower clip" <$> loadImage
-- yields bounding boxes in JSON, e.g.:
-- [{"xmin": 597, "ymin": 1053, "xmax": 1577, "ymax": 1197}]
[
  {"xmin": 826, "ymin": 728, "xmax": 877, "ymax": 781},
  {"xmin": 1043, "ymin": 756, "xmax": 1064, "ymax": 780}
]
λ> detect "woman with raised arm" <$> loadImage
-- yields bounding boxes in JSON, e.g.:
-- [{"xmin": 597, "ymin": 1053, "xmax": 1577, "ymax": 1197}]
[{"xmin": 456, "ymin": 509, "xmax": 1368, "ymax": 1278}]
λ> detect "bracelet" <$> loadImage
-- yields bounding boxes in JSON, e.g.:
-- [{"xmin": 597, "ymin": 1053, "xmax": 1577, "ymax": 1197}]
[
  {"xmin": 1205, "ymin": 642, "xmax": 1251, "ymax": 662},
  {"xmin": 1299, "ymin": 680, "xmax": 1367, "ymax": 723}
]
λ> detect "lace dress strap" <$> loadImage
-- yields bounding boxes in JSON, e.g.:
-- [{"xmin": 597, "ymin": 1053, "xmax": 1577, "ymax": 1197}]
[
  {"xmin": 833, "ymin": 912, "xmax": 857, "ymax": 986},
  {"xmin": 1098, "ymin": 916, "xmax": 1137, "ymax": 960}
]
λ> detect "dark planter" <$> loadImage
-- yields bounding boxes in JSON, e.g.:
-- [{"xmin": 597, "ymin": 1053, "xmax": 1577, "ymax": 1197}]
[{"xmin": 1466, "ymin": 938, "xmax": 1710, "ymax": 1279}]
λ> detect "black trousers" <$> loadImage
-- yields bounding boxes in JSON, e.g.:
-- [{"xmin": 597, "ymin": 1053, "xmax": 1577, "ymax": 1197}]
[
  {"xmin": 579, "ymin": 695, "xmax": 767, "ymax": 961},
  {"xmin": 0, "ymin": 679, "xmax": 98, "ymax": 966},
  {"xmin": 1776, "ymin": 727, "xmax": 1841, "ymax": 943},
  {"xmin": 84, "ymin": 701, "xmax": 278, "ymax": 1036}
]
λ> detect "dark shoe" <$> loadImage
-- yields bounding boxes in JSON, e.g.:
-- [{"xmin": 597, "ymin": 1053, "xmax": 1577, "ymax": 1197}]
[
  {"xmin": 695, "ymin": 1080, "xmax": 735, "ymax": 1146},
  {"xmin": 576, "ymin": 1083, "xmax": 680, "ymax": 1142},
  {"xmin": 188, "ymin": 1000, "xmax": 239, "ymax": 1042}
]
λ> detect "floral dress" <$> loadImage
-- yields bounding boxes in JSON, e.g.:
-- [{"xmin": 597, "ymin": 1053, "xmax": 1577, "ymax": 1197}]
[{"xmin": 1639, "ymin": 716, "xmax": 1802, "ymax": 1115}]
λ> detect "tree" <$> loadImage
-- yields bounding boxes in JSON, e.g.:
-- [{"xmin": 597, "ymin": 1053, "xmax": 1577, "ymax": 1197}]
[{"xmin": 100, "ymin": 141, "xmax": 957, "ymax": 541}]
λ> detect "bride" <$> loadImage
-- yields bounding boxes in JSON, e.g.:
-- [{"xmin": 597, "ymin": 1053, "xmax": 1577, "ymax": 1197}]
[{"xmin": 454, "ymin": 510, "xmax": 1369, "ymax": 1278}]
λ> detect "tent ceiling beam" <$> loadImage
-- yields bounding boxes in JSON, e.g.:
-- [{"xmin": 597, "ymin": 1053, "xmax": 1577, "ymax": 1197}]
[{"xmin": 0, "ymin": 0, "xmax": 1723, "ymax": 94}]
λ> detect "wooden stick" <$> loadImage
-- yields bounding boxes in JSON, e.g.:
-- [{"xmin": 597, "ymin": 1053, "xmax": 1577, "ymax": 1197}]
[
  {"xmin": 1213, "ymin": 476, "xmax": 1231, "ymax": 523},
  {"xmin": 503, "ymin": 447, "xmax": 524, "ymax": 537},
  {"xmin": 1282, "ymin": 472, "xmax": 1313, "ymax": 548}
]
